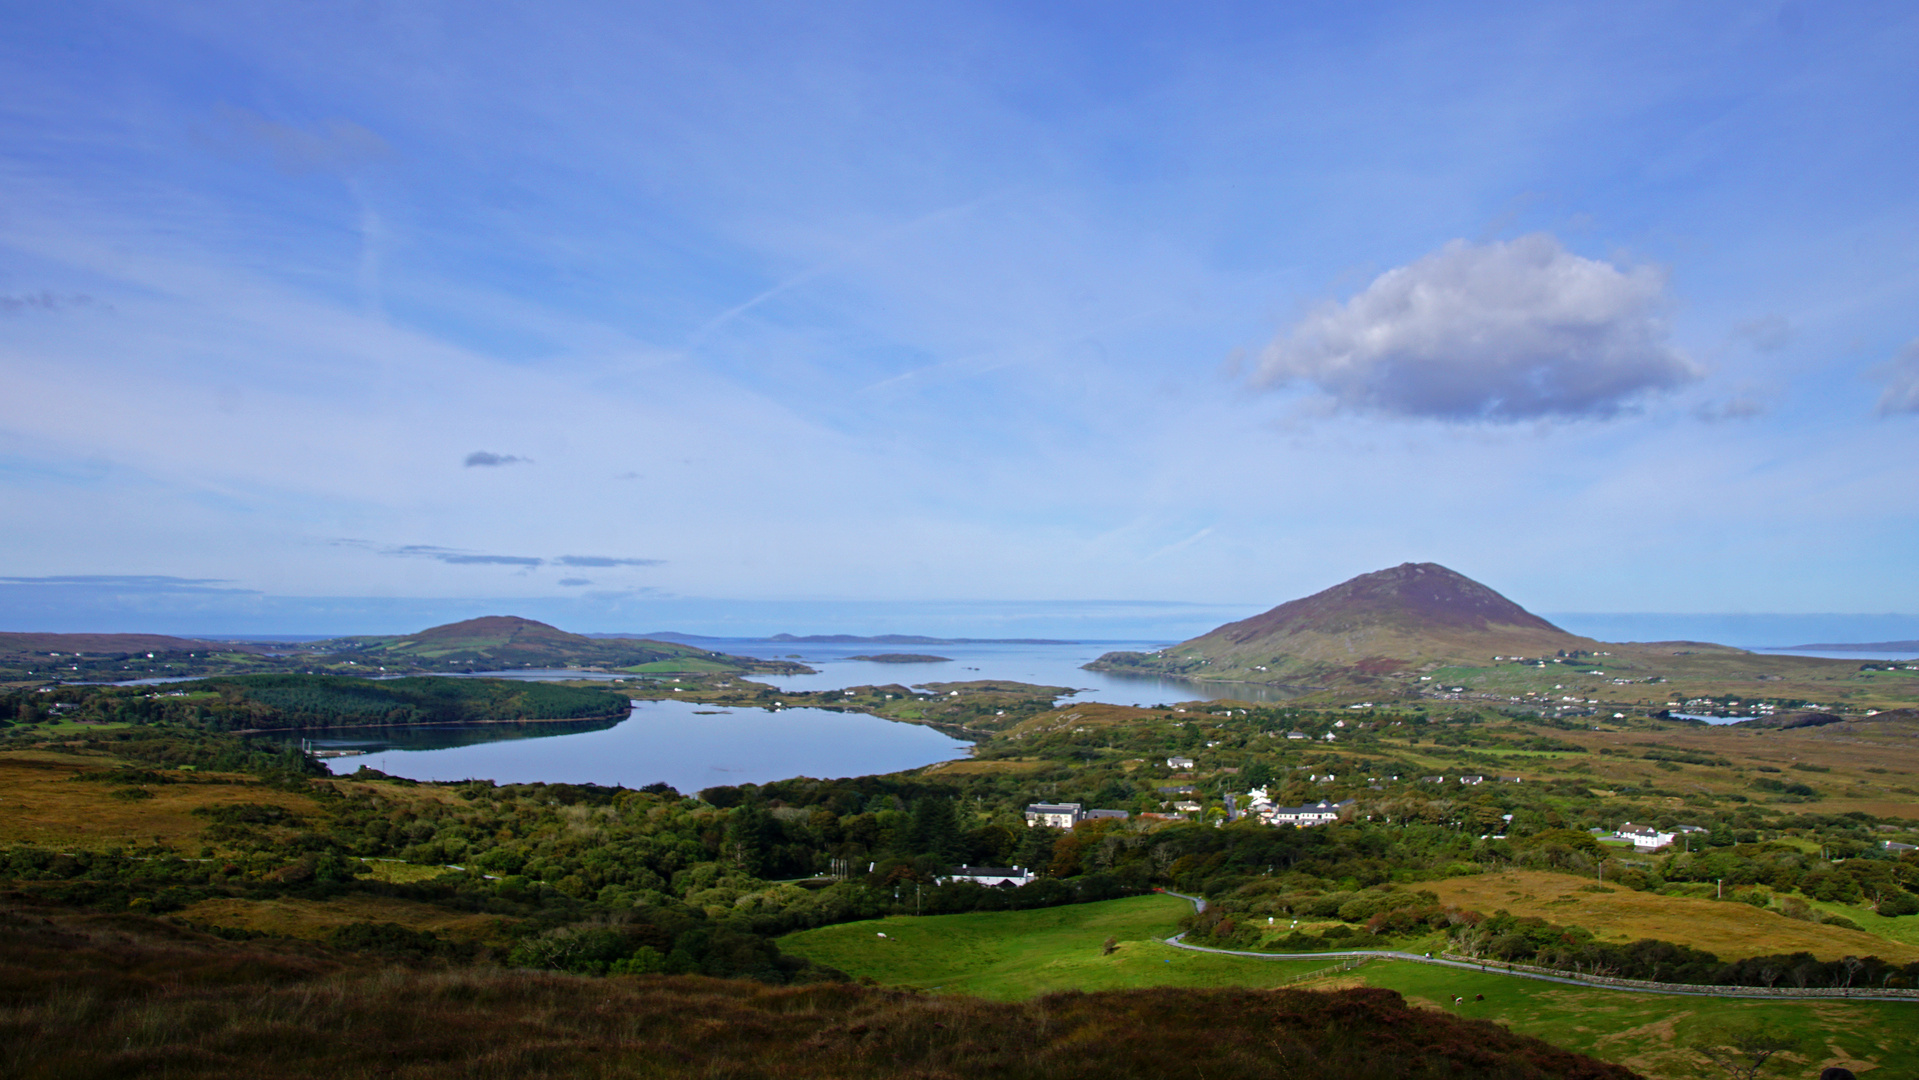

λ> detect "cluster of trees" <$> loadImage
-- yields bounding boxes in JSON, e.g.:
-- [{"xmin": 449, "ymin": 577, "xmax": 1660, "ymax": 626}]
[{"xmin": 0, "ymin": 676, "xmax": 629, "ymax": 732}]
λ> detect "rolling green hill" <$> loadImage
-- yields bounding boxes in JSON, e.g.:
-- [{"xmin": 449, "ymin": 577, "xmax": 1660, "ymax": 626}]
[{"xmin": 309, "ymin": 616, "xmax": 807, "ymax": 675}]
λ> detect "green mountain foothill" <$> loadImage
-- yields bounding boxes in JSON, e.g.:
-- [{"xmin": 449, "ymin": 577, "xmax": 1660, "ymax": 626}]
[{"xmin": 1087, "ymin": 563, "xmax": 1919, "ymax": 717}]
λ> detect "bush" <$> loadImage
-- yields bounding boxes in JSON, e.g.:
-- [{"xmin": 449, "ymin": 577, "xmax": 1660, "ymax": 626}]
[{"xmin": 1876, "ymin": 890, "xmax": 1919, "ymax": 917}]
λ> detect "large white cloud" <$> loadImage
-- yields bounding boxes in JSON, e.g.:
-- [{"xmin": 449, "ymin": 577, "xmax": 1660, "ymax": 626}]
[
  {"xmin": 1876, "ymin": 339, "xmax": 1919, "ymax": 416},
  {"xmin": 1253, "ymin": 234, "xmax": 1700, "ymax": 421}
]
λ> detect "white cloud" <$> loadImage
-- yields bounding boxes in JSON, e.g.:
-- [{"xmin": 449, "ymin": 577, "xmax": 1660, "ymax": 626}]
[
  {"xmin": 1252, "ymin": 234, "xmax": 1700, "ymax": 422},
  {"xmin": 1875, "ymin": 339, "xmax": 1919, "ymax": 416}
]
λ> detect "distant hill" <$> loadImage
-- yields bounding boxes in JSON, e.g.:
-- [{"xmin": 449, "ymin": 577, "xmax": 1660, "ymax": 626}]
[
  {"xmin": 321, "ymin": 616, "xmax": 804, "ymax": 674},
  {"xmin": 1087, "ymin": 562, "xmax": 1599, "ymax": 687},
  {"xmin": 0, "ymin": 632, "xmax": 266, "ymax": 658},
  {"xmin": 0, "ymin": 631, "xmax": 283, "ymax": 682}
]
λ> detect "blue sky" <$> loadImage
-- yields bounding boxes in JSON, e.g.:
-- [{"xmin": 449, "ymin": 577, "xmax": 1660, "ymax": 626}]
[{"xmin": 2, "ymin": 1, "xmax": 1916, "ymax": 639}]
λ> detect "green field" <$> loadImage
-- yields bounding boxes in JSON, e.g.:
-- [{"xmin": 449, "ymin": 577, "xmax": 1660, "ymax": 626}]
[
  {"xmin": 780, "ymin": 894, "xmax": 1327, "ymax": 997},
  {"xmin": 780, "ymin": 894, "xmax": 1915, "ymax": 1080}
]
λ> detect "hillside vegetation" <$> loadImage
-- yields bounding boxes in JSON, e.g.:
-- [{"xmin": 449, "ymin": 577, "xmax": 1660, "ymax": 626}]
[
  {"xmin": 0, "ymin": 897, "xmax": 1639, "ymax": 1080},
  {"xmin": 4, "ymin": 674, "xmax": 631, "ymax": 731}
]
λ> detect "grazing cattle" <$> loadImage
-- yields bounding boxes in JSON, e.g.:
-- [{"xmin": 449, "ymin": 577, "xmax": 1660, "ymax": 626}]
[
  {"xmin": 1452, "ymin": 996, "xmax": 1464, "ymax": 1005},
  {"xmin": 1474, "ymin": 994, "xmax": 1484, "ymax": 1001}
]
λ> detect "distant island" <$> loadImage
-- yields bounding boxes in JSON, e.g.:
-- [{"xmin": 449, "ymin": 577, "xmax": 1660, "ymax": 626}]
[
  {"xmin": 845, "ymin": 653, "xmax": 951, "ymax": 663},
  {"xmin": 1768, "ymin": 640, "xmax": 1919, "ymax": 653}
]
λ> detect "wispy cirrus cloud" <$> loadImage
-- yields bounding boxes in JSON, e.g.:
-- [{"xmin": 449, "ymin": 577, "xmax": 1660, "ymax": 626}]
[
  {"xmin": 554, "ymin": 555, "xmax": 664, "ymax": 568},
  {"xmin": 1, "ymin": 291, "xmax": 106, "ymax": 315},
  {"xmin": 1252, "ymin": 234, "xmax": 1700, "ymax": 422},
  {"xmin": 331, "ymin": 540, "xmax": 661, "ymax": 571},
  {"xmin": 204, "ymin": 105, "xmax": 392, "ymax": 177},
  {"xmin": 1875, "ymin": 339, "xmax": 1919, "ymax": 417},
  {"xmin": 0, "ymin": 575, "xmax": 258, "ymax": 595}
]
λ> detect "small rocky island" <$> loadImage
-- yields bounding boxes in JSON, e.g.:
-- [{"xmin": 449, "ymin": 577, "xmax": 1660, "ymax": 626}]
[{"xmin": 846, "ymin": 653, "xmax": 951, "ymax": 663}]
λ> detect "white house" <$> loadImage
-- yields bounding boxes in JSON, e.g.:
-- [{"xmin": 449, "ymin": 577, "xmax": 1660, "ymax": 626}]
[
  {"xmin": 940, "ymin": 866, "xmax": 1035, "ymax": 887},
  {"xmin": 1615, "ymin": 822, "xmax": 1675, "ymax": 850},
  {"xmin": 1023, "ymin": 803, "xmax": 1082, "ymax": 828},
  {"xmin": 1023, "ymin": 803, "xmax": 1129, "ymax": 828},
  {"xmin": 1267, "ymin": 799, "xmax": 1354, "ymax": 827},
  {"xmin": 1167, "ymin": 756, "xmax": 1195, "ymax": 769}
]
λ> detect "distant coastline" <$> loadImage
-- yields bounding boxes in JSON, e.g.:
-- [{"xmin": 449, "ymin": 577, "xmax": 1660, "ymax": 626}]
[{"xmin": 1767, "ymin": 640, "xmax": 1919, "ymax": 653}]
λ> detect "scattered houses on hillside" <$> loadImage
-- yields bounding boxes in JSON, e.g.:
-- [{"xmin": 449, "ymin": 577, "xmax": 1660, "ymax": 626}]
[{"xmin": 1239, "ymin": 788, "xmax": 1356, "ymax": 828}]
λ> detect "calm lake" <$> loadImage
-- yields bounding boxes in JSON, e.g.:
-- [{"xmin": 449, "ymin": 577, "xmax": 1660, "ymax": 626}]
[
  {"xmin": 270, "ymin": 641, "xmax": 1306, "ymax": 789},
  {"xmin": 286, "ymin": 697, "xmax": 974, "ymax": 793}
]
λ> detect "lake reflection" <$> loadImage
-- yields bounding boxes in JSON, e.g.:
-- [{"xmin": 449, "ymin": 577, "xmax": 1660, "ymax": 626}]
[{"xmin": 276, "ymin": 698, "xmax": 973, "ymax": 793}]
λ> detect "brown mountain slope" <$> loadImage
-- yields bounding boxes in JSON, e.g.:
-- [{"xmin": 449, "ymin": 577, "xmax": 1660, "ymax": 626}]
[
  {"xmin": 1090, "ymin": 563, "xmax": 1598, "ymax": 686},
  {"xmin": 1208, "ymin": 562, "xmax": 1567, "ymax": 644}
]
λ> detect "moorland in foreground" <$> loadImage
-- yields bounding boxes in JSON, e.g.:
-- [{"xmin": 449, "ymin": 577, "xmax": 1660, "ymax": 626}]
[{"xmin": 5, "ymin": 565, "xmax": 1917, "ymax": 1077}]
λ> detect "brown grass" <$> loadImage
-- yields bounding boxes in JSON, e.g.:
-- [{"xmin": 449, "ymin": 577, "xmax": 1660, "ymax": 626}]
[
  {"xmin": 1427, "ymin": 870, "xmax": 1919, "ymax": 962},
  {"xmin": 0, "ymin": 754, "xmax": 315, "ymax": 851},
  {"xmin": 0, "ymin": 899, "xmax": 1642, "ymax": 1080},
  {"xmin": 174, "ymin": 895, "xmax": 509, "ymax": 943}
]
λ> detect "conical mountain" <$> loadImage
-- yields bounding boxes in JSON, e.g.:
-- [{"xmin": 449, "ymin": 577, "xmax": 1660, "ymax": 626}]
[{"xmin": 1092, "ymin": 563, "xmax": 1596, "ymax": 685}]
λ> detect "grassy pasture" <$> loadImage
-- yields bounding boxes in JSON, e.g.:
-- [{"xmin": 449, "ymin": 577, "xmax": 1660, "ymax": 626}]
[
  {"xmin": 1424, "ymin": 870, "xmax": 1919, "ymax": 962},
  {"xmin": 782, "ymin": 893, "xmax": 1917, "ymax": 1080},
  {"xmin": 780, "ymin": 894, "xmax": 1330, "ymax": 997},
  {"xmin": 621, "ymin": 657, "xmax": 735, "ymax": 673}
]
